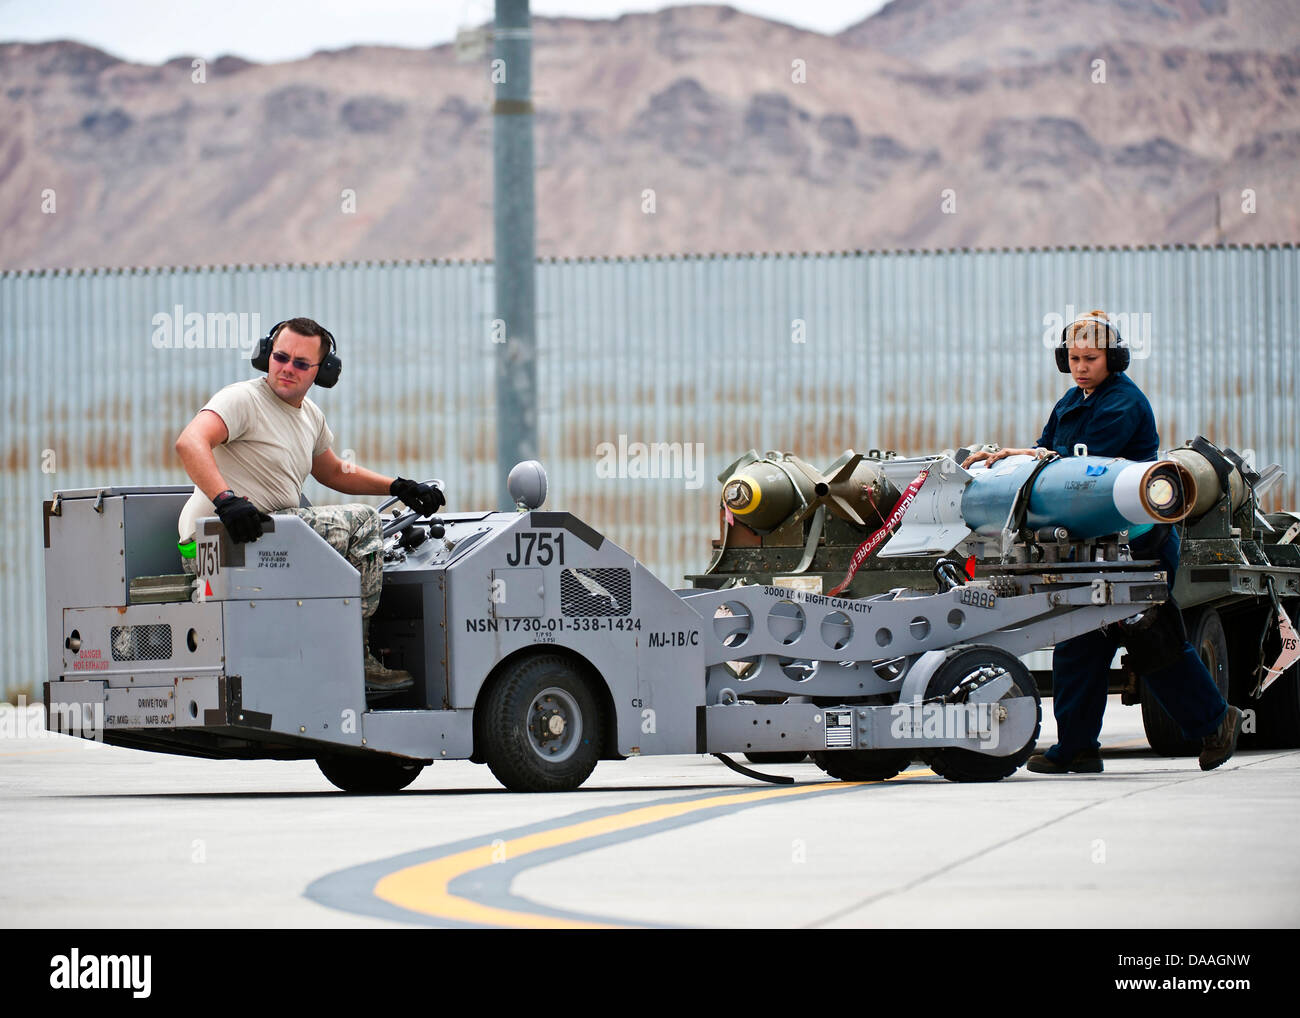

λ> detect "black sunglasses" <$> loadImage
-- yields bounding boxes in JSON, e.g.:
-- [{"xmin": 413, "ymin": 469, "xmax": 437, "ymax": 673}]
[{"xmin": 271, "ymin": 350, "xmax": 322, "ymax": 372}]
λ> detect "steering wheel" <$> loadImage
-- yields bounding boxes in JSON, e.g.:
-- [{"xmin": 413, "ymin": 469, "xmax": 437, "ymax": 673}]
[{"xmin": 379, "ymin": 478, "xmax": 446, "ymax": 540}]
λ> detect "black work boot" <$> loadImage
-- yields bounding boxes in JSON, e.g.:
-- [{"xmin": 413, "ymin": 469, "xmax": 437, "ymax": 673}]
[
  {"xmin": 1026, "ymin": 748, "xmax": 1103, "ymax": 774},
  {"xmin": 1199, "ymin": 706, "xmax": 1244, "ymax": 771}
]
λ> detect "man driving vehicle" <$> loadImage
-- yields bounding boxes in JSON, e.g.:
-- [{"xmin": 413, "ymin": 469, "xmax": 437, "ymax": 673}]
[{"xmin": 174, "ymin": 317, "xmax": 443, "ymax": 692}]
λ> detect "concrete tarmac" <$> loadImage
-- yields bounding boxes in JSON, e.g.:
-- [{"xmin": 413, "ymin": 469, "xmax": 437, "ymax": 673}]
[{"xmin": 2, "ymin": 699, "xmax": 1296, "ymax": 928}]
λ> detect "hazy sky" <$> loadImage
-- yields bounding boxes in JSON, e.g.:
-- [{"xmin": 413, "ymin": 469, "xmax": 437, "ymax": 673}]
[{"xmin": 1, "ymin": 1, "xmax": 890, "ymax": 64}]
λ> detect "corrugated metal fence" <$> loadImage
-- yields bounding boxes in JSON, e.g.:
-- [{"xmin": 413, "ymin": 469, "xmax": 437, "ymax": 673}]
[{"xmin": 2, "ymin": 245, "xmax": 1297, "ymax": 699}]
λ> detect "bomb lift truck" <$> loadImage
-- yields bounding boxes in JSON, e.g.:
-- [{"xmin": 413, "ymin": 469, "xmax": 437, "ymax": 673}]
[{"xmin": 44, "ymin": 464, "xmax": 1177, "ymax": 792}]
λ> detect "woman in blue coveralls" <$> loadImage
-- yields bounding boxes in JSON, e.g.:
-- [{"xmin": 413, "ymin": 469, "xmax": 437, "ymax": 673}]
[{"xmin": 962, "ymin": 311, "xmax": 1244, "ymax": 773}]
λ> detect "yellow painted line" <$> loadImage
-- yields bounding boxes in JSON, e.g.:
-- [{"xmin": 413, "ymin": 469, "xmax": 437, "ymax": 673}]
[{"xmin": 374, "ymin": 768, "xmax": 933, "ymax": 929}]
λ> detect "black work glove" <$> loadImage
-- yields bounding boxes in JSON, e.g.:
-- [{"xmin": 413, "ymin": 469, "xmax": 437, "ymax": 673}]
[
  {"xmin": 212, "ymin": 491, "xmax": 272, "ymax": 544},
  {"xmin": 390, "ymin": 477, "xmax": 445, "ymax": 516}
]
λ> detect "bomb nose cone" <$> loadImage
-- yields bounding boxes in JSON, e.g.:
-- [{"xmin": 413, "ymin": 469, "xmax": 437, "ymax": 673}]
[
  {"xmin": 723, "ymin": 478, "xmax": 756, "ymax": 511},
  {"xmin": 721, "ymin": 458, "xmax": 820, "ymax": 532},
  {"xmin": 1145, "ymin": 473, "xmax": 1180, "ymax": 513},
  {"xmin": 1143, "ymin": 462, "xmax": 1197, "ymax": 521},
  {"xmin": 1114, "ymin": 461, "xmax": 1197, "ymax": 525}
]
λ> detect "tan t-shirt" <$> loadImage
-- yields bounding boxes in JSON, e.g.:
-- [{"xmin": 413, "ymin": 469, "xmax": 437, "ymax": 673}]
[{"xmin": 178, "ymin": 378, "xmax": 335, "ymax": 542}]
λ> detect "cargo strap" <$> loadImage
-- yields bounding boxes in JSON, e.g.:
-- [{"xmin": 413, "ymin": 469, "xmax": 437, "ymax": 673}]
[
  {"xmin": 1191, "ymin": 436, "xmax": 1234, "ymax": 497},
  {"xmin": 1001, "ymin": 451, "xmax": 1059, "ymax": 557},
  {"xmin": 792, "ymin": 505, "xmax": 825, "ymax": 574}
]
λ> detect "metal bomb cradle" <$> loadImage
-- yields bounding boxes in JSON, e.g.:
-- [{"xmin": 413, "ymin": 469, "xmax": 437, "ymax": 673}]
[
  {"xmin": 44, "ymin": 456, "xmax": 1197, "ymax": 792},
  {"xmin": 696, "ymin": 438, "xmax": 1300, "ymax": 753}
]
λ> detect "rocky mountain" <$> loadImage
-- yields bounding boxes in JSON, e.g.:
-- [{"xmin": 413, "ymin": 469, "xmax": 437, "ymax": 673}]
[{"xmin": 1, "ymin": 1, "xmax": 1297, "ymax": 269}]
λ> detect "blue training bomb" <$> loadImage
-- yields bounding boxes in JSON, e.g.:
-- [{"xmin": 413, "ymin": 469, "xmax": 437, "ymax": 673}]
[
  {"xmin": 961, "ymin": 455, "xmax": 1194, "ymax": 538},
  {"xmin": 874, "ymin": 453, "xmax": 1197, "ymax": 557}
]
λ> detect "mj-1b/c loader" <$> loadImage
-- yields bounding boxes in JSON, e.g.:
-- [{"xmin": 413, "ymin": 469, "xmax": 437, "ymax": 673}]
[{"xmin": 43, "ymin": 462, "xmax": 1177, "ymax": 792}]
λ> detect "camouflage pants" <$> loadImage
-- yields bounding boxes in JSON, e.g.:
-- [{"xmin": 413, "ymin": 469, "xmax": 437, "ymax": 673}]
[
  {"xmin": 184, "ymin": 504, "xmax": 384, "ymax": 619},
  {"xmin": 277, "ymin": 505, "xmax": 384, "ymax": 619}
]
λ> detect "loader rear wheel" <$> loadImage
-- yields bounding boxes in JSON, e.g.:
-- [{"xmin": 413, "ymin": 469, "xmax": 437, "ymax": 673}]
[
  {"xmin": 810, "ymin": 749, "xmax": 912, "ymax": 782},
  {"xmin": 920, "ymin": 646, "xmax": 1041, "ymax": 782},
  {"xmin": 480, "ymin": 653, "xmax": 605, "ymax": 792},
  {"xmin": 317, "ymin": 755, "xmax": 425, "ymax": 794},
  {"xmin": 1140, "ymin": 607, "xmax": 1229, "ymax": 756}
]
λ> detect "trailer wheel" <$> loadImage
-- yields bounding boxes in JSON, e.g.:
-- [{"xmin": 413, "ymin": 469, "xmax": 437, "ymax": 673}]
[
  {"xmin": 316, "ymin": 755, "xmax": 425, "ymax": 794},
  {"xmin": 810, "ymin": 749, "xmax": 912, "ymax": 781},
  {"xmin": 480, "ymin": 653, "xmax": 605, "ymax": 792},
  {"xmin": 1140, "ymin": 607, "xmax": 1228, "ymax": 756},
  {"xmin": 920, "ymin": 646, "xmax": 1041, "ymax": 782}
]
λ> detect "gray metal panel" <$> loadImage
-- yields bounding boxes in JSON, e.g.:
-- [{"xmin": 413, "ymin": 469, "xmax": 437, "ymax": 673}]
[
  {"xmin": 196, "ymin": 514, "xmax": 361, "ymax": 601},
  {"xmin": 492, "ymin": 567, "xmax": 545, "ymax": 618},
  {"xmin": 222, "ymin": 597, "xmax": 367, "ymax": 748},
  {"xmin": 44, "ymin": 679, "xmax": 107, "ymax": 738},
  {"xmin": 44, "ymin": 496, "xmax": 129, "ymax": 688},
  {"xmin": 700, "ymin": 699, "xmax": 1037, "ymax": 756},
  {"xmin": 103, "ymin": 685, "xmax": 178, "ymax": 728},
  {"xmin": 62, "ymin": 602, "xmax": 223, "ymax": 678},
  {"xmin": 443, "ymin": 513, "xmax": 704, "ymax": 756},
  {"xmin": 361, "ymin": 709, "xmax": 474, "ymax": 760},
  {"xmin": 7, "ymin": 246, "xmax": 1299, "ymax": 700}
]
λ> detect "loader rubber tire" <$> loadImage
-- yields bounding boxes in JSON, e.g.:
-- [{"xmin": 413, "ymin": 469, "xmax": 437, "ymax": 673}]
[
  {"xmin": 317, "ymin": 755, "xmax": 424, "ymax": 794},
  {"xmin": 480, "ymin": 653, "xmax": 605, "ymax": 792},
  {"xmin": 810, "ymin": 749, "xmax": 912, "ymax": 782},
  {"xmin": 919, "ymin": 645, "xmax": 1041, "ymax": 783}
]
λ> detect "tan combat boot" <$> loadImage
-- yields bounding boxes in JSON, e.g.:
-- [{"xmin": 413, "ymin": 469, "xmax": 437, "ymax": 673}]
[{"xmin": 363, "ymin": 633, "xmax": 414, "ymax": 692}]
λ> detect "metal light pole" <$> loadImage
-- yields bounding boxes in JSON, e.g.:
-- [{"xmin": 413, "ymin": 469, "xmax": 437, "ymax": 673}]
[{"xmin": 493, "ymin": 0, "xmax": 537, "ymax": 507}]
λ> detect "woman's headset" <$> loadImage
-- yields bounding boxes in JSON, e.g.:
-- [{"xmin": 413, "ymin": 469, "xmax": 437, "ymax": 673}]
[
  {"xmin": 251, "ymin": 320, "xmax": 342, "ymax": 388},
  {"xmin": 1056, "ymin": 314, "xmax": 1129, "ymax": 374}
]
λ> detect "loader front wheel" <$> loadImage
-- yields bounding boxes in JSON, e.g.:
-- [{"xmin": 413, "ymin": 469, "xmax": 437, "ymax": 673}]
[
  {"xmin": 317, "ymin": 754, "xmax": 425, "ymax": 793},
  {"xmin": 480, "ymin": 653, "xmax": 605, "ymax": 792}
]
